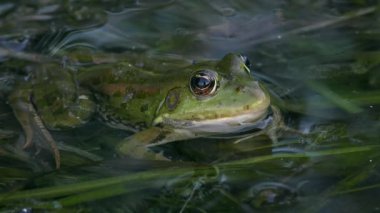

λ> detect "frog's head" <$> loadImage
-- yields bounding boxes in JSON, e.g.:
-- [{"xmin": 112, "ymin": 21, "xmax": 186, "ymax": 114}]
[{"xmin": 154, "ymin": 53, "xmax": 271, "ymax": 133}]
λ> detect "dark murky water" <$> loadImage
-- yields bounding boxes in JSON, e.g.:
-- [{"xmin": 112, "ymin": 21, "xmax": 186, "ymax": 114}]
[{"xmin": 1, "ymin": 1, "xmax": 380, "ymax": 212}]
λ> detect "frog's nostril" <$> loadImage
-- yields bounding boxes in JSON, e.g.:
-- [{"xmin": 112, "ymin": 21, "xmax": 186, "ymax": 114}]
[{"xmin": 235, "ymin": 86, "xmax": 243, "ymax": 93}]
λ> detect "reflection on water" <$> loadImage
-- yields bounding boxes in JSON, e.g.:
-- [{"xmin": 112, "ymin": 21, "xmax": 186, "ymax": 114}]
[
  {"xmin": 48, "ymin": 1, "xmax": 287, "ymax": 57},
  {"xmin": 1, "ymin": 0, "xmax": 380, "ymax": 212}
]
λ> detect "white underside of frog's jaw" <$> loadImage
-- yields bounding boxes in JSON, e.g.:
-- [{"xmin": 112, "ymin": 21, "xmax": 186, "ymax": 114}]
[{"xmin": 161, "ymin": 108, "xmax": 270, "ymax": 134}]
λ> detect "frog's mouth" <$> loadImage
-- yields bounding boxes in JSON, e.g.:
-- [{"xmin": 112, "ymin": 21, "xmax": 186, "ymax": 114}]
[{"xmin": 160, "ymin": 107, "xmax": 273, "ymax": 134}]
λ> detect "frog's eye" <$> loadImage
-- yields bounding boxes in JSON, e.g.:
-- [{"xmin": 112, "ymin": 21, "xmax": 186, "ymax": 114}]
[
  {"xmin": 239, "ymin": 54, "xmax": 251, "ymax": 73},
  {"xmin": 190, "ymin": 70, "xmax": 218, "ymax": 97}
]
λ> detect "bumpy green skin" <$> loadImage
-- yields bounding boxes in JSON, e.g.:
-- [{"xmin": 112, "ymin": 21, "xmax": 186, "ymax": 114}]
[
  {"xmin": 8, "ymin": 53, "xmax": 272, "ymax": 161},
  {"xmin": 9, "ymin": 63, "xmax": 95, "ymax": 130}
]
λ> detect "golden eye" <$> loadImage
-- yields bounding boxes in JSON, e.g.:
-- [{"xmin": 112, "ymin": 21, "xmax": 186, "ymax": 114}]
[{"xmin": 190, "ymin": 70, "xmax": 218, "ymax": 97}]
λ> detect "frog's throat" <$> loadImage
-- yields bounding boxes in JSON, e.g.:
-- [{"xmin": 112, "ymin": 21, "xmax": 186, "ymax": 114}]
[{"xmin": 156, "ymin": 108, "xmax": 270, "ymax": 134}]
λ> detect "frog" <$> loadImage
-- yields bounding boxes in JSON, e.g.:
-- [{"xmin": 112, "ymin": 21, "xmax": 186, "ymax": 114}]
[{"xmin": 6, "ymin": 52, "xmax": 281, "ymax": 168}]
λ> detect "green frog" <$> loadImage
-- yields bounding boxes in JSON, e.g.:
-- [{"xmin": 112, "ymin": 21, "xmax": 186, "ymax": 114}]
[{"xmin": 6, "ymin": 52, "xmax": 280, "ymax": 168}]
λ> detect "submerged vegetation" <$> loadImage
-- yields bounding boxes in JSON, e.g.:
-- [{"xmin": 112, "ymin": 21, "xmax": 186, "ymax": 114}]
[{"xmin": 0, "ymin": 0, "xmax": 380, "ymax": 212}]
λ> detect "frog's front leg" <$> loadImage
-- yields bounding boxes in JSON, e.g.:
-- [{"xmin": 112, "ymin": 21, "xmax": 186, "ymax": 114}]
[{"xmin": 117, "ymin": 127, "xmax": 196, "ymax": 160}]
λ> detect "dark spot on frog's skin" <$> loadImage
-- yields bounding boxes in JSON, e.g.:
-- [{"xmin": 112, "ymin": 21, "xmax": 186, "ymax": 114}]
[
  {"xmin": 134, "ymin": 121, "xmax": 147, "ymax": 130},
  {"xmin": 114, "ymin": 91, "xmax": 122, "ymax": 97},
  {"xmin": 90, "ymin": 78, "xmax": 101, "ymax": 85},
  {"xmin": 165, "ymin": 88, "xmax": 181, "ymax": 111},
  {"xmin": 152, "ymin": 131, "xmax": 167, "ymax": 143},
  {"xmin": 155, "ymin": 123, "xmax": 165, "ymax": 128},
  {"xmin": 244, "ymin": 105, "xmax": 250, "ymax": 110},
  {"xmin": 140, "ymin": 104, "xmax": 149, "ymax": 112}
]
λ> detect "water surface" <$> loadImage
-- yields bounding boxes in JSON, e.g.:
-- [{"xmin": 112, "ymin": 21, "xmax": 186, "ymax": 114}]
[{"xmin": 1, "ymin": 1, "xmax": 380, "ymax": 212}]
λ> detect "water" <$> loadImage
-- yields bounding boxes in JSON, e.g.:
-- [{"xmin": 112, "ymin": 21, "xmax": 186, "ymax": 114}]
[{"xmin": 1, "ymin": 1, "xmax": 380, "ymax": 212}]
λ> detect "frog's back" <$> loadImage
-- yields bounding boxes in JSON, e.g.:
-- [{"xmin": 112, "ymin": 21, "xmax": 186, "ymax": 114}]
[{"xmin": 77, "ymin": 59, "xmax": 192, "ymax": 131}]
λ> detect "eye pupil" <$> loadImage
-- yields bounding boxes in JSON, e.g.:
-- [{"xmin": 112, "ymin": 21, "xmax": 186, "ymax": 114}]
[{"xmin": 193, "ymin": 76, "xmax": 210, "ymax": 89}]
